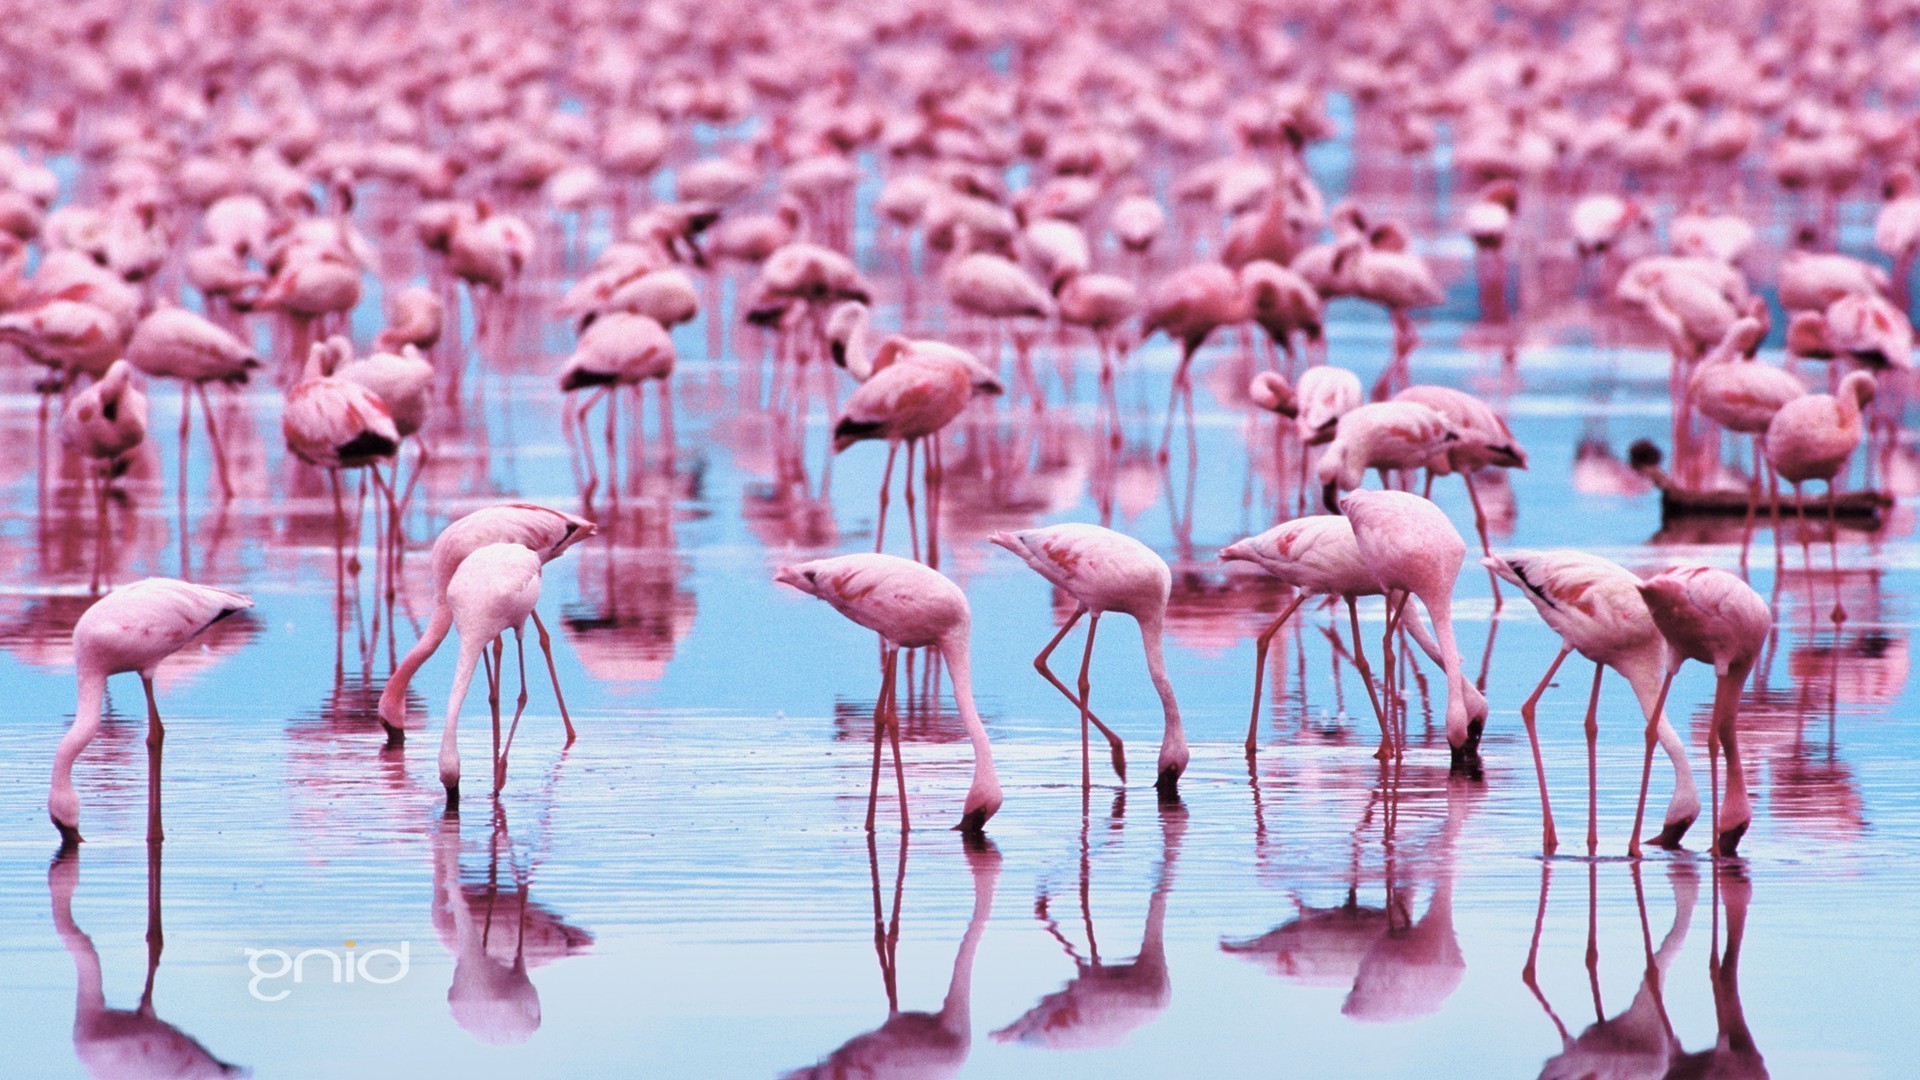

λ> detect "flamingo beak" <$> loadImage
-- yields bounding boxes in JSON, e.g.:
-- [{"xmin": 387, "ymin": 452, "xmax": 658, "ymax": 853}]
[
  {"xmin": 1651, "ymin": 815, "xmax": 1696, "ymax": 850},
  {"xmin": 52, "ymin": 816, "xmax": 82, "ymax": 852}
]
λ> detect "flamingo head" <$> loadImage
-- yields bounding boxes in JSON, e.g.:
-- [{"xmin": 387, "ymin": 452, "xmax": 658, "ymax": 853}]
[{"xmin": 1248, "ymin": 371, "xmax": 1297, "ymax": 416}]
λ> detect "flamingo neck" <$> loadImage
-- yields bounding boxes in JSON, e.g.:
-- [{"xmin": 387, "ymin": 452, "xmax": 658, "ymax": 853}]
[
  {"xmin": 1136, "ymin": 611, "xmax": 1187, "ymax": 772},
  {"xmin": 440, "ymin": 636, "xmax": 487, "ymax": 790},
  {"xmin": 380, "ymin": 601, "xmax": 454, "ymax": 731},
  {"xmin": 50, "ymin": 670, "xmax": 107, "ymax": 830},
  {"xmin": 940, "ymin": 633, "xmax": 998, "ymax": 806},
  {"xmin": 842, "ymin": 306, "xmax": 875, "ymax": 380},
  {"xmin": 1420, "ymin": 591, "xmax": 1471, "ymax": 749}
]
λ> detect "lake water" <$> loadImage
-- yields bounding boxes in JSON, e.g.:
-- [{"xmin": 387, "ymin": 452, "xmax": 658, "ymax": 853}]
[{"xmin": 3, "ymin": 185, "xmax": 1918, "ymax": 1077}]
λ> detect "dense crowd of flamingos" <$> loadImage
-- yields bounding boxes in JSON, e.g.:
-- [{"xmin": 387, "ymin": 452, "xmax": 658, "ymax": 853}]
[{"xmin": 9, "ymin": 6, "xmax": 1913, "ymax": 1064}]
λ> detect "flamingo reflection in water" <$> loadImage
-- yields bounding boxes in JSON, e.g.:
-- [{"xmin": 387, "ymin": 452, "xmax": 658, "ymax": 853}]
[
  {"xmin": 1524, "ymin": 859, "xmax": 1698, "ymax": 1078},
  {"xmin": 432, "ymin": 803, "xmax": 594, "ymax": 1046},
  {"xmin": 993, "ymin": 797, "xmax": 1186, "ymax": 1050},
  {"xmin": 1222, "ymin": 764, "xmax": 1473, "ymax": 1025},
  {"xmin": 50, "ymin": 847, "xmax": 246, "ymax": 1078},
  {"xmin": 783, "ymin": 837, "xmax": 1001, "ymax": 1079}
]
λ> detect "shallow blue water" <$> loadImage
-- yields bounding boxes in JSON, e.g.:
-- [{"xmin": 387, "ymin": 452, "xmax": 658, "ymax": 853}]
[{"xmin": 3, "ymin": 218, "xmax": 1918, "ymax": 1077}]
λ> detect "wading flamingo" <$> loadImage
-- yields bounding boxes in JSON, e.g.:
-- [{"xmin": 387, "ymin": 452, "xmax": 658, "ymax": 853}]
[
  {"xmin": 1314, "ymin": 400, "xmax": 1458, "ymax": 511},
  {"xmin": 379, "ymin": 504, "xmax": 596, "ymax": 742},
  {"xmin": 1630, "ymin": 566, "xmax": 1770, "ymax": 857},
  {"xmin": 1484, "ymin": 550, "xmax": 1701, "ymax": 856},
  {"xmin": 775, "ymin": 554, "xmax": 1002, "ymax": 833},
  {"xmin": 990, "ymin": 524, "xmax": 1188, "ymax": 794},
  {"xmin": 832, "ymin": 346, "xmax": 977, "ymax": 562},
  {"xmin": 124, "ymin": 305, "xmax": 260, "ymax": 501},
  {"xmin": 49, "ymin": 579, "xmax": 254, "ymax": 845},
  {"xmin": 60, "ymin": 359, "xmax": 148, "ymax": 592},
  {"xmin": 1340, "ymin": 490, "xmax": 1475, "ymax": 767},
  {"xmin": 1764, "ymin": 371, "xmax": 1875, "ymax": 624},
  {"xmin": 1223, "ymin": 517, "xmax": 1487, "ymax": 759},
  {"xmin": 437, "ymin": 543, "xmax": 546, "ymax": 809}
]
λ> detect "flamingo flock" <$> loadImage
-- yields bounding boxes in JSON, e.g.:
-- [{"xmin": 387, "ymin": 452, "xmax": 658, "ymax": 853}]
[{"xmin": 9, "ymin": 0, "xmax": 1916, "ymax": 1069}]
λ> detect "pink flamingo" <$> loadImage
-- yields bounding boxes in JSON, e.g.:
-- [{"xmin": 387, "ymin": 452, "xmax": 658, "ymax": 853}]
[
  {"xmin": 1764, "ymin": 370, "xmax": 1875, "ymax": 624},
  {"xmin": 1222, "ymin": 516, "xmax": 1485, "ymax": 759},
  {"xmin": 990, "ymin": 524, "xmax": 1189, "ymax": 793},
  {"xmin": 49, "ymin": 578, "xmax": 254, "ymax": 845},
  {"xmin": 283, "ymin": 339, "xmax": 402, "ymax": 539},
  {"xmin": 1395, "ymin": 384, "xmax": 1528, "ymax": 606},
  {"xmin": 123, "ymin": 306, "xmax": 260, "ymax": 500},
  {"xmin": 1875, "ymin": 166, "xmax": 1920, "ymax": 311},
  {"xmin": 1464, "ymin": 180, "xmax": 1517, "ymax": 319},
  {"xmin": 1341, "ymin": 222, "xmax": 1443, "ymax": 397},
  {"xmin": 1689, "ymin": 315, "xmax": 1802, "ymax": 567},
  {"xmin": 60, "ymin": 359, "xmax": 148, "ymax": 592},
  {"xmin": 1313, "ymin": 400, "xmax": 1458, "ymax": 511},
  {"xmin": 1239, "ymin": 259, "xmax": 1323, "ymax": 370},
  {"xmin": 374, "ymin": 287, "xmax": 446, "ymax": 352},
  {"xmin": 1630, "ymin": 566, "xmax": 1770, "ymax": 857},
  {"xmin": 1142, "ymin": 261, "xmax": 1247, "ymax": 461},
  {"xmin": 1484, "ymin": 550, "xmax": 1701, "ymax": 856},
  {"xmin": 559, "ymin": 311, "xmax": 678, "ymax": 494},
  {"xmin": 1340, "ymin": 490, "xmax": 1476, "ymax": 767},
  {"xmin": 831, "ymin": 344, "xmax": 979, "ymax": 562},
  {"xmin": 437, "ymin": 543, "xmax": 555, "ymax": 807},
  {"xmin": 336, "ymin": 341, "xmax": 436, "ymax": 508},
  {"xmin": 379, "ymin": 504, "xmax": 596, "ymax": 743},
  {"xmin": 774, "ymin": 554, "xmax": 1002, "ymax": 833}
]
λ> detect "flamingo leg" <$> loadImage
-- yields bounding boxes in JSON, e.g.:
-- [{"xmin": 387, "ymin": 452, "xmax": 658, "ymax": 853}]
[
  {"xmin": 497, "ymin": 626, "xmax": 529, "ymax": 793},
  {"xmin": 1584, "ymin": 662, "xmax": 1605, "ymax": 858},
  {"xmin": 887, "ymin": 652, "xmax": 909, "ymax": 834},
  {"xmin": 1157, "ymin": 343, "xmax": 1194, "ymax": 464},
  {"xmin": 1032, "ymin": 606, "xmax": 1127, "ymax": 779},
  {"xmin": 1521, "ymin": 645, "xmax": 1573, "ymax": 856},
  {"xmin": 529, "ymin": 610, "xmax": 576, "ymax": 745},
  {"xmin": 865, "ymin": 645, "xmax": 899, "ymax": 833},
  {"xmin": 903, "ymin": 439, "xmax": 920, "ymax": 563},
  {"xmin": 1628, "ymin": 668, "xmax": 1680, "ymax": 858},
  {"xmin": 1347, "ymin": 597, "xmax": 1391, "ymax": 757},
  {"xmin": 574, "ymin": 387, "xmax": 607, "ymax": 501},
  {"xmin": 1246, "ymin": 594, "xmax": 1308, "ymax": 757},
  {"xmin": 1712, "ymin": 668, "xmax": 1753, "ymax": 856},
  {"xmin": 195, "ymin": 383, "xmax": 235, "ymax": 501},
  {"xmin": 1074, "ymin": 612, "xmax": 1103, "ymax": 790},
  {"xmin": 874, "ymin": 441, "xmax": 898, "ymax": 554},
  {"xmin": 1826, "ymin": 479, "xmax": 1846, "ymax": 625},
  {"xmin": 486, "ymin": 638, "xmax": 503, "ymax": 792},
  {"xmin": 1463, "ymin": 473, "xmax": 1503, "ymax": 611},
  {"xmin": 143, "ymin": 676, "xmax": 164, "ymax": 845},
  {"xmin": 1792, "ymin": 481, "xmax": 1816, "ymax": 632}
]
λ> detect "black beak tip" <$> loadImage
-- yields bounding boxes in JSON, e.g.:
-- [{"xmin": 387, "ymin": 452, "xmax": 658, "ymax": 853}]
[
  {"xmin": 1448, "ymin": 743, "xmax": 1484, "ymax": 780},
  {"xmin": 53, "ymin": 819, "xmax": 82, "ymax": 853},
  {"xmin": 1652, "ymin": 816, "xmax": 1696, "ymax": 850},
  {"xmin": 1715, "ymin": 822, "xmax": 1749, "ymax": 858}
]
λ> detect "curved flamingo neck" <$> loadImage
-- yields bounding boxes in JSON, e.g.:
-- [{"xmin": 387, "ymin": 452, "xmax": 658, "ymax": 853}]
[
  {"xmin": 1136, "ymin": 610, "xmax": 1186, "ymax": 769},
  {"xmin": 939, "ymin": 632, "xmax": 997, "ymax": 804},
  {"xmin": 51, "ymin": 670, "xmax": 107, "ymax": 829},
  {"xmin": 1419, "ymin": 590, "xmax": 1471, "ymax": 749}
]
